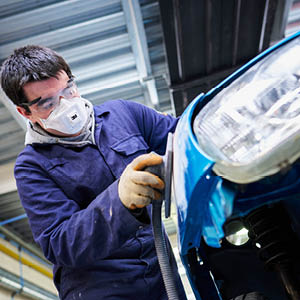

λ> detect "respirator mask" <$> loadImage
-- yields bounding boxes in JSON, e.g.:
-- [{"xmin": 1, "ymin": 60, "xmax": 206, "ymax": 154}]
[{"xmin": 40, "ymin": 97, "xmax": 89, "ymax": 135}]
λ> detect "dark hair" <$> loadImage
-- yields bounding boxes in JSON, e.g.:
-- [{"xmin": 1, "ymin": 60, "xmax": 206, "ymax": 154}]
[{"xmin": 0, "ymin": 45, "xmax": 72, "ymax": 106}]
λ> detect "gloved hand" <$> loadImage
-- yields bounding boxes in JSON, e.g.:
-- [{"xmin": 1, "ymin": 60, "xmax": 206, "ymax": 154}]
[{"xmin": 118, "ymin": 153, "xmax": 165, "ymax": 210}]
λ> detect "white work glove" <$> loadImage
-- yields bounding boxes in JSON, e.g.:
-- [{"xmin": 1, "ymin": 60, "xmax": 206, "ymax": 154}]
[{"xmin": 118, "ymin": 153, "xmax": 165, "ymax": 210}]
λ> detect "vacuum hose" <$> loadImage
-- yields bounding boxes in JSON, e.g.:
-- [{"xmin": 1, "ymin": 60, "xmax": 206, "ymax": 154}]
[
  {"xmin": 146, "ymin": 133, "xmax": 182, "ymax": 300},
  {"xmin": 152, "ymin": 199, "xmax": 180, "ymax": 300}
]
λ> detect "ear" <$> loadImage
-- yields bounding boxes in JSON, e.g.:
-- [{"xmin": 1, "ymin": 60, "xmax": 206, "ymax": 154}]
[{"xmin": 16, "ymin": 106, "xmax": 31, "ymax": 120}]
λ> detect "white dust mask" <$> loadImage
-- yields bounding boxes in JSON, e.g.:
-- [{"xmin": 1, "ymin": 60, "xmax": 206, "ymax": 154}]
[{"xmin": 40, "ymin": 97, "xmax": 88, "ymax": 135}]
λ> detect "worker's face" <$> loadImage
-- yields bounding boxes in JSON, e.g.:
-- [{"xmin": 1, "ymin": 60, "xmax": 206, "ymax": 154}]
[{"xmin": 17, "ymin": 70, "xmax": 81, "ymax": 136}]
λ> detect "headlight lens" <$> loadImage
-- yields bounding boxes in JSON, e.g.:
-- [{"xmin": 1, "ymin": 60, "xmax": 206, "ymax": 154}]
[{"xmin": 194, "ymin": 36, "xmax": 300, "ymax": 183}]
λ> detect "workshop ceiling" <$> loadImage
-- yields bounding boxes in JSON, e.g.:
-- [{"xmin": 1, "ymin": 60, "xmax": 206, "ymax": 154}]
[
  {"xmin": 159, "ymin": 0, "xmax": 295, "ymax": 115},
  {"xmin": 0, "ymin": 0, "xmax": 300, "ymax": 261}
]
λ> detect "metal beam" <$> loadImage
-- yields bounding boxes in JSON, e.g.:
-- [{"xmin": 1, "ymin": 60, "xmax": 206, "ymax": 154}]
[
  {"xmin": 121, "ymin": 0, "xmax": 159, "ymax": 107},
  {"xmin": 232, "ymin": 0, "xmax": 242, "ymax": 66},
  {"xmin": 173, "ymin": 0, "xmax": 185, "ymax": 81},
  {"xmin": 0, "ymin": 214, "xmax": 27, "ymax": 227},
  {"xmin": 0, "ymin": 226, "xmax": 49, "ymax": 264},
  {"xmin": 271, "ymin": 0, "xmax": 294, "ymax": 42}
]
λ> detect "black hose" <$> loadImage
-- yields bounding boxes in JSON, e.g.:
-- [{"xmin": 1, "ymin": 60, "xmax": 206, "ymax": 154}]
[{"xmin": 152, "ymin": 200, "xmax": 180, "ymax": 300}]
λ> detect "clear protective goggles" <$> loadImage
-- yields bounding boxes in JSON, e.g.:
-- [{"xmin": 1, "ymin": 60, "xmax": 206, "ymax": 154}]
[
  {"xmin": 20, "ymin": 77, "xmax": 77, "ymax": 114},
  {"xmin": 193, "ymin": 36, "xmax": 300, "ymax": 184}
]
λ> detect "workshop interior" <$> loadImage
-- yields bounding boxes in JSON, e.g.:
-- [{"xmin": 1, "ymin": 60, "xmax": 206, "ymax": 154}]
[{"xmin": 1, "ymin": 1, "xmax": 300, "ymax": 299}]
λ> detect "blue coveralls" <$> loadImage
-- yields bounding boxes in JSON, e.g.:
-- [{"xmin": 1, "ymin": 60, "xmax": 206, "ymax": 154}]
[{"xmin": 15, "ymin": 100, "xmax": 186, "ymax": 299}]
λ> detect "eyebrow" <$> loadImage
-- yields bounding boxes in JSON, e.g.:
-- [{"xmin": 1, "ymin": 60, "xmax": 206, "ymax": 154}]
[{"xmin": 27, "ymin": 96, "xmax": 42, "ymax": 106}]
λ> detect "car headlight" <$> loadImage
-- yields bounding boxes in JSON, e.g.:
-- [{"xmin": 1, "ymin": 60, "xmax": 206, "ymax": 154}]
[{"xmin": 193, "ymin": 36, "xmax": 300, "ymax": 184}]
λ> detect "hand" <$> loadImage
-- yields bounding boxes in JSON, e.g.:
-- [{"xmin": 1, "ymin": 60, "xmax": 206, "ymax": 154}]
[{"xmin": 118, "ymin": 153, "xmax": 165, "ymax": 210}]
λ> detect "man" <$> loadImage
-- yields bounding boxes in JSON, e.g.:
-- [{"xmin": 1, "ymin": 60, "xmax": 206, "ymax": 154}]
[{"xmin": 0, "ymin": 45, "xmax": 186, "ymax": 299}]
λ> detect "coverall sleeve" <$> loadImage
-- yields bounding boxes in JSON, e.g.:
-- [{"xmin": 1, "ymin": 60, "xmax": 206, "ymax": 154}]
[
  {"xmin": 121, "ymin": 100, "xmax": 179, "ymax": 155},
  {"xmin": 15, "ymin": 157, "xmax": 144, "ymax": 267}
]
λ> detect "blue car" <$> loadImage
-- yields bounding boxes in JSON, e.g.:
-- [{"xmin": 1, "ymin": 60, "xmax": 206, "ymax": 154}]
[{"xmin": 172, "ymin": 31, "xmax": 300, "ymax": 300}]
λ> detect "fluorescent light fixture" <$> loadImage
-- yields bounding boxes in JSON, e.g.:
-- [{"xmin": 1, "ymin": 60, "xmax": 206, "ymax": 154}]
[
  {"xmin": 0, "ymin": 276, "xmax": 20, "ymax": 289},
  {"xmin": 0, "ymin": 275, "xmax": 57, "ymax": 300},
  {"xmin": 194, "ymin": 36, "xmax": 300, "ymax": 183}
]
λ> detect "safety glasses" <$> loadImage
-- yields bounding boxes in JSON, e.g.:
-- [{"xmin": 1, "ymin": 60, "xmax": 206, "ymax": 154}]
[{"xmin": 20, "ymin": 77, "xmax": 77, "ymax": 114}]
